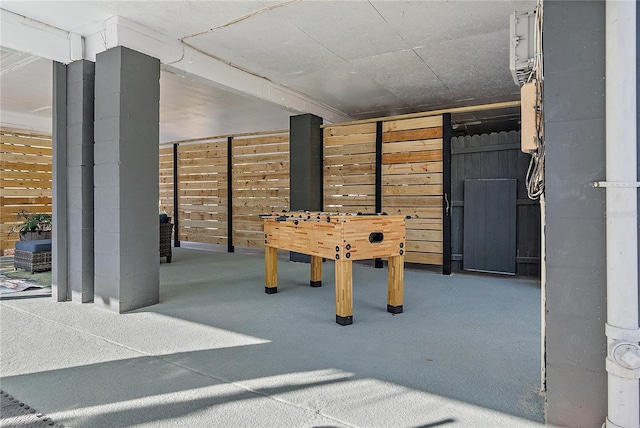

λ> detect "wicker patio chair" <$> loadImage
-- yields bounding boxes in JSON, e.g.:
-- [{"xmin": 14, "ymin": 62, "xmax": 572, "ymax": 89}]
[
  {"xmin": 160, "ymin": 215, "xmax": 173, "ymax": 263},
  {"xmin": 14, "ymin": 239, "xmax": 52, "ymax": 273}
]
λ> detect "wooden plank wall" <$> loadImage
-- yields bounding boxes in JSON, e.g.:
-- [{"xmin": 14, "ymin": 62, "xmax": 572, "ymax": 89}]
[
  {"xmin": 451, "ymin": 130, "xmax": 540, "ymax": 276},
  {"xmin": 232, "ymin": 132, "xmax": 290, "ymax": 249},
  {"xmin": 323, "ymin": 116, "xmax": 445, "ymax": 267},
  {"xmin": 323, "ymin": 123, "xmax": 376, "ymax": 214},
  {"xmin": 159, "ymin": 145, "xmax": 174, "ymax": 217},
  {"xmin": 177, "ymin": 139, "xmax": 228, "ymax": 246},
  {"xmin": 381, "ymin": 116, "xmax": 444, "ymax": 265},
  {"xmin": 0, "ymin": 130, "xmax": 53, "ymax": 251}
]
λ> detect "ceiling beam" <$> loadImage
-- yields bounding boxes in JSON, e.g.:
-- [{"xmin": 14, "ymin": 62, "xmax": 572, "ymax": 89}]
[
  {"xmin": 102, "ymin": 16, "xmax": 352, "ymax": 124},
  {"xmin": 320, "ymin": 101, "xmax": 522, "ymax": 128},
  {"xmin": 0, "ymin": 9, "xmax": 352, "ymax": 124},
  {"xmin": 0, "ymin": 8, "xmax": 81, "ymax": 64}
]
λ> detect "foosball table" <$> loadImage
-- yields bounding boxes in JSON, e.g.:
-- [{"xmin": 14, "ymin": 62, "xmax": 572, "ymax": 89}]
[{"xmin": 261, "ymin": 211, "xmax": 407, "ymax": 325}]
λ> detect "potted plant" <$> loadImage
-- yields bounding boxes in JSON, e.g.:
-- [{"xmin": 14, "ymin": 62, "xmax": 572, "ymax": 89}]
[{"xmin": 10, "ymin": 210, "xmax": 52, "ymax": 241}]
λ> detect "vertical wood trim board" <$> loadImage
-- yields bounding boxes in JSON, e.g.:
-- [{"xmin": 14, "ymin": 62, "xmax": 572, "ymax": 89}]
[
  {"xmin": 227, "ymin": 136, "xmax": 234, "ymax": 252},
  {"xmin": 442, "ymin": 113, "xmax": 452, "ymax": 275}
]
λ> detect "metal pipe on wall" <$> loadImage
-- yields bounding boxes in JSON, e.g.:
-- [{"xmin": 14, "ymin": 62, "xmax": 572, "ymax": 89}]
[{"xmin": 604, "ymin": 1, "xmax": 640, "ymax": 427}]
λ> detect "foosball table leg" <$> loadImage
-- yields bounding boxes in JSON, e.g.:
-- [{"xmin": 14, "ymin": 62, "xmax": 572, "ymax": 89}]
[
  {"xmin": 310, "ymin": 255, "xmax": 322, "ymax": 287},
  {"xmin": 387, "ymin": 254, "xmax": 404, "ymax": 314},
  {"xmin": 335, "ymin": 260, "xmax": 353, "ymax": 325},
  {"xmin": 265, "ymin": 246, "xmax": 278, "ymax": 294}
]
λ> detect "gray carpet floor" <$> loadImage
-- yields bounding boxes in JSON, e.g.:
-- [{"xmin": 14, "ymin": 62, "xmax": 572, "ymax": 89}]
[{"xmin": 0, "ymin": 247, "xmax": 545, "ymax": 427}]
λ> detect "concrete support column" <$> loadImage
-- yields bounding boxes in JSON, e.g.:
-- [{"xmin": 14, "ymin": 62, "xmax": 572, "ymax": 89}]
[
  {"xmin": 51, "ymin": 60, "xmax": 95, "ymax": 303},
  {"xmin": 67, "ymin": 60, "xmax": 95, "ymax": 303},
  {"xmin": 52, "ymin": 62, "xmax": 68, "ymax": 302},
  {"xmin": 543, "ymin": 1, "xmax": 607, "ymax": 426},
  {"xmin": 94, "ymin": 46, "xmax": 160, "ymax": 313},
  {"xmin": 289, "ymin": 113, "xmax": 323, "ymax": 263}
]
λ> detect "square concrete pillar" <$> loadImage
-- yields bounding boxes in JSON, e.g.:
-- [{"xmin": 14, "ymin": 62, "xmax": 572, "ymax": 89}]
[
  {"xmin": 67, "ymin": 60, "xmax": 95, "ymax": 303},
  {"xmin": 52, "ymin": 62, "xmax": 68, "ymax": 302},
  {"xmin": 94, "ymin": 47, "xmax": 160, "ymax": 313},
  {"xmin": 543, "ymin": 1, "xmax": 607, "ymax": 426},
  {"xmin": 51, "ymin": 60, "xmax": 95, "ymax": 303}
]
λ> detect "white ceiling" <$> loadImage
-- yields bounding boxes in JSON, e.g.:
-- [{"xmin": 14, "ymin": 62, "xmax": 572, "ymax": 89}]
[{"xmin": 0, "ymin": 1, "xmax": 533, "ymax": 143}]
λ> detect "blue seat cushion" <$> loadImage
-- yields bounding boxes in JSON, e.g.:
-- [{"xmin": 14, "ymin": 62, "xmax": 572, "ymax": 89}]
[{"xmin": 15, "ymin": 239, "xmax": 52, "ymax": 253}]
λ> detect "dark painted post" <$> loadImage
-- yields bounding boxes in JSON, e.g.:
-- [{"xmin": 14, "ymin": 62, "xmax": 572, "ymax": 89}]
[
  {"xmin": 375, "ymin": 121, "xmax": 384, "ymax": 269},
  {"xmin": 289, "ymin": 113, "xmax": 324, "ymax": 263},
  {"xmin": 442, "ymin": 113, "xmax": 452, "ymax": 275},
  {"xmin": 227, "ymin": 136, "xmax": 234, "ymax": 253},
  {"xmin": 173, "ymin": 143, "xmax": 180, "ymax": 247}
]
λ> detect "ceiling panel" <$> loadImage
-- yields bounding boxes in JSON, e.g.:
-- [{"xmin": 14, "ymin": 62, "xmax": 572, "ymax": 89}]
[
  {"xmin": 415, "ymin": 29, "xmax": 519, "ymax": 102},
  {"xmin": 350, "ymin": 49, "xmax": 452, "ymax": 109},
  {"xmin": 275, "ymin": 1, "xmax": 408, "ymax": 61},
  {"xmin": 160, "ymin": 68, "xmax": 292, "ymax": 143},
  {"xmin": 283, "ymin": 61, "xmax": 404, "ymax": 117},
  {"xmin": 373, "ymin": 0, "xmax": 535, "ymax": 47},
  {"xmin": 187, "ymin": 7, "xmax": 346, "ymax": 80}
]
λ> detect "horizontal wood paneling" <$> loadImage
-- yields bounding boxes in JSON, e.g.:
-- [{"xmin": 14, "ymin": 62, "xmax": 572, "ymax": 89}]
[
  {"xmin": 159, "ymin": 146, "xmax": 174, "ymax": 220},
  {"xmin": 177, "ymin": 139, "xmax": 228, "ymax": 245},
  {"xmin": 382, "ymin": 116, "xmax": 443, "ymax": 132},
  {"xmin": 0, "ymin": 130, "xmax": 53, "ymax": 251},
  {"xmin": 323, "ymin": 115, "xmax": 446, "ymax": 267},
  {"xmin": 232, "ymin": 132, "xmax": 290, "ymax": 249},
  {"xmin": 323, "ymin": 125, "xmax": 376, "ymax": 214},
  {"xmin": 324, "ymin": 123, "xmax": 377, "ymax": 137},
  {"xmin": 381, "ymin": 116, "xmax": 444, "ymax": 266},
  {"xmin": 382, "ymin": 128, "xmax": 442, "ymax": 143}
]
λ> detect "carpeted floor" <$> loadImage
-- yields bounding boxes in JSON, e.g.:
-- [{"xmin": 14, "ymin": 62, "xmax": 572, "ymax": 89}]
[
  {"xmin": 0, "ymin": 247, "xmax": 545, "ymax": 427},
  {"xmin": 0, "ymin": 256, "xmax": 51, "ymax": 295}
]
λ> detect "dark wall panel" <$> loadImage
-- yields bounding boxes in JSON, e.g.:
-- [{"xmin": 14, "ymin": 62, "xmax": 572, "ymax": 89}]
[
  {"xmin": 463, "ymin": 179, "xmax": 517, "ymax": 274},
  {"xmin": 451, "ymin": 130, "xmax": 540, "ymax": 276}
]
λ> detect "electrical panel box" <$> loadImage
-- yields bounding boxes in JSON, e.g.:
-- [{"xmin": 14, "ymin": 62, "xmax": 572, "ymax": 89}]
[
  {"xmin": 520, "ymin": 80, "xmax": 537, "ymax": 153},
  {"xmin": 510, "ymin": 10, "xmax": 535, "ymax": 87}
]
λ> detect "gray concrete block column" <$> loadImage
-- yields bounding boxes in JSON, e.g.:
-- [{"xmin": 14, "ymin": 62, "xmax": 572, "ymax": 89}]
[
  {"xmin": 67, "ymin": 60, "xmax": 95, "ymax": 303},
  {"xmin": 51, "ymin": 60, "xmax": 95, "ymax": 303},
  {"xmin": 52, "ymin": 62, "xmax": 68, "ymax": 302},
  {"xmin": 289, "ymin": 113, "xmax": 323, "ymax": 263},
  {"xmin": 94, "ymin": 46, "xmax": 160, "ymax": 313},
  {"xmin": 543, "ymin": 1, "xmax": 607, "ymax": 426}
]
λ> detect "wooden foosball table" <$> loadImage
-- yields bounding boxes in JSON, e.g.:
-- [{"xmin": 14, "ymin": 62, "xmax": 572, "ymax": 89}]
[{"xmin": 261, "ymin": 211, "xmax": 407, "ymax": 325}]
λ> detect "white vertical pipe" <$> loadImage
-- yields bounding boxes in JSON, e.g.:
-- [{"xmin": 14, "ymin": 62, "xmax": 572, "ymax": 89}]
[
  {"xmin": 605, "ymin": 1, "xmax": 639, "ymax": 427},
  {"xmin": 540, "ymin": 193, "xmax": 546, "ymax": 392}
]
